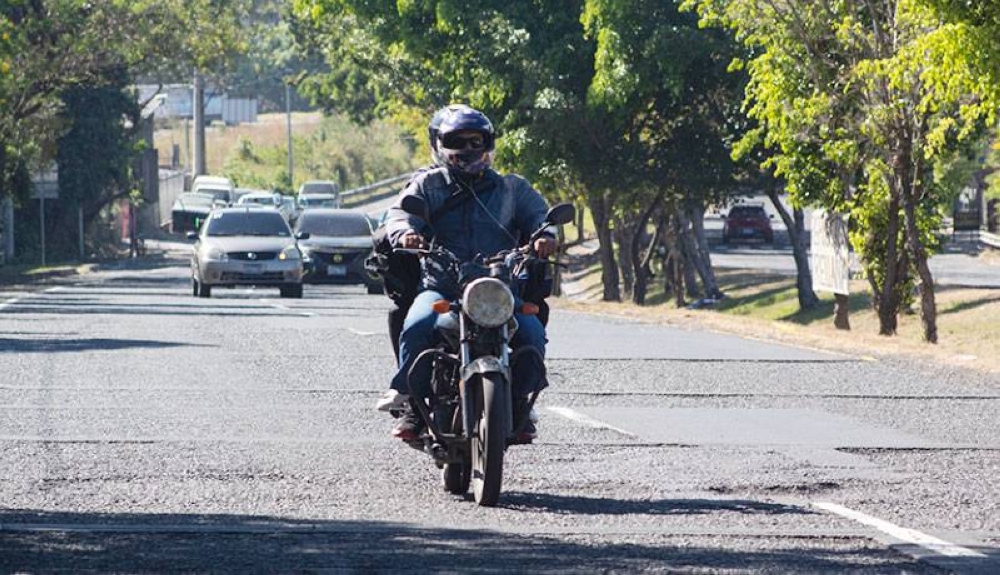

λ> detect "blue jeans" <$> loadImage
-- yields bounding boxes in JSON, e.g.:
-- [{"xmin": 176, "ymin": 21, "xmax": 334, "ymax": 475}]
[{"xmin": 390, "ymin": 290, "xmax": 548, "ymax": 398}]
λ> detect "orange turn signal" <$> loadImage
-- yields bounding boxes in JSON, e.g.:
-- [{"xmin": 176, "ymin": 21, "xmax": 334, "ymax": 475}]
[
  {"xmin": 431, "ymin": 299, "xmax": 451, "ymax": 314},
  {"xmin": 521, "ymin": 302, "xmax": 540, "ymax": 315}
]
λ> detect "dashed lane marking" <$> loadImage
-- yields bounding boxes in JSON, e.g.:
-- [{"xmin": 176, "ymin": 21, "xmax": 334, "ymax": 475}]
[
  {"xmin": 813, "ymin": 501, "xmax": 987, "ymax": 559},
  {"xmin": 546, "ymin": 406, "xmax": 638, "ymax": 438}
]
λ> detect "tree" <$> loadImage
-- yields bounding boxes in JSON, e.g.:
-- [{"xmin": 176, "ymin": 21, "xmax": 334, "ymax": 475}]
[
  {"xmin": 0, "ymin": 0, "xmax": 251, "ymax": 261},
  {"xmin": 684, "ymin": 0, "xmax": 997, "ymax": 342}
]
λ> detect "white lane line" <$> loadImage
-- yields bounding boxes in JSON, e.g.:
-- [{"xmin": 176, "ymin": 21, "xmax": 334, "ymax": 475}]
[
  {"xmin": 813, "ymin": 501, "xmax": 987, "ymax": 558},
  {"xmin": 347, "ymin": 328, "xmax": 378, "ymax": 336},
  {"xmin": 259, "ymin": 298, "xmax": 313, "ymax": 317},
  {"xmin": 0, "ymin": 297, "xmax": 20, "ymax": 311},
  {"xmin": 546, "ymin": 406, "xmax": 638, "ymax": 437},
  {"xmin": 44, "ymin": 286, "xmax": 64, "ymax": 293}
]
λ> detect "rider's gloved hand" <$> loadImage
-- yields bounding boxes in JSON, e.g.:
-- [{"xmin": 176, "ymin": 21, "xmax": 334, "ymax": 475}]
[
  {"xmin": 533, "ymin": 236, "xmax": 557, "ymax": 259},
  {"xmin": 400, "ymin": 231, "xmax": 427, "ymax": 249}
]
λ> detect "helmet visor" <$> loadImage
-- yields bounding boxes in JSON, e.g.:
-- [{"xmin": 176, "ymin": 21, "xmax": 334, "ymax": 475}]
[{"xmin": 440, "ymin": 132, "xmax": 486, "ymax": 150}]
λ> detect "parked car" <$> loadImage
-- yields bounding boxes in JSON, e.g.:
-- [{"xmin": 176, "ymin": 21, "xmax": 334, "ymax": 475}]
[
  {"xmin": 722, "ymin": 204, "xmax": 774, "ymax": 244},
  {"xmin": 298, "ymin": 180, "xmax": 340, "ymax": 206},
  {"xmin": 236, "ymin": 191, "xmax": 296, "ymax": 223},
  {"xmin": 171, "ymin": 192, "xmax": 220, "ymax": 234},
  {"xmin": 188, "ymin": 207, "xmax": 307, "ymax": 298},
  {"xmin": 191, "ymin": 175, "xmax": 235, "ymax": 205},
  {"xmin": 294, "ymin": 209, "xmax": 382, "ymax": 294},
  {"xmin": 297, "ymin": 193, "xmax": 339, "ymax": 210}
]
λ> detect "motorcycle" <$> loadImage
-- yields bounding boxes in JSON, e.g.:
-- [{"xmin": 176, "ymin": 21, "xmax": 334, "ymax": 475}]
[{"xmin": 395, "ymin": 196, "xmax": 575, "ymax": 506}]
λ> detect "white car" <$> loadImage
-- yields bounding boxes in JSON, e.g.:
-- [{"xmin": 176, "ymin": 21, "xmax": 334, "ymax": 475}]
[
  {"xmin": 191, "ymin": 175, "xmax": 235, "ymax": 205},
  {"xmin": 236, "ymin": 192, "xmax": 296, "ymax": 223}
]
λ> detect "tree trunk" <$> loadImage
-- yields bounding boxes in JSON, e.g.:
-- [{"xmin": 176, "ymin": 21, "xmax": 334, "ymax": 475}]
[
  {"xmin": 677, "ymin": 208, "xmax": 705, "ymax": 299},
  {"xmin": 615, "ymin": 216, "xmax": 634, "ymax": 301},
  {"xmin": 877, "ymin": 192, "xmax": 902, "ymax": 335},
  {"xmin": 575, "ymin": 201, "xmax": 585, "ymax": 245},
  {"xmin": 687, "ymin": 203, "xmax": 722, "ymax": 299},
  {"xmin": 588, "ymin": 192, "xmax": 620, "ymax": 301},
  {"xmin": 834, "ymin": 294, "xmax": 851, "ymax": 330},
  {"xmin": 665, "ymin": 211, "xmax": 686, "ymax": 307},
  {"xmin": 765, "ymin": 188, "xmax": 818, "ymax": 311},
  {"xmin": 629, "ymin": 196, "xmax": 662, "ymax": 305},
  {"xmin": 901, "ymin": 164, "xmax": 938, "ymax": 343}
]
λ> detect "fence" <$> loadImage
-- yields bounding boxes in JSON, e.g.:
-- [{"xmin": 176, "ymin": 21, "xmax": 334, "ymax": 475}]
[{"xmin": 156, "ymin": 169, "xmax": 186, "ymax": 229}]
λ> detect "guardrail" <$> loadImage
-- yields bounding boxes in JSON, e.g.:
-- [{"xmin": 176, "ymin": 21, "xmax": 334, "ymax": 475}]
[{"xmin": 340, "ymin": 173, "xmax": 413, "ymax": 199}]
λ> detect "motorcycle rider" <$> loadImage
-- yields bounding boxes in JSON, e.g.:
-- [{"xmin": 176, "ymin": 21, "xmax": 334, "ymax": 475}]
[
  {"xmin": 381, "ymin": 105, "xmax": 466, "ymax": 360},
  {"xmin": 376, "ymin": 105, "xmax": 556, "ymax": 442}
]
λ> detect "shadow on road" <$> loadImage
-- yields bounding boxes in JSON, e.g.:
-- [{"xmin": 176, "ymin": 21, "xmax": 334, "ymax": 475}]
[
  {"xmin": 500, "ymin": 493, "xmax": 812, "ymax": 516},
  {"xmin": 0, "ymin": 508, "xmax": 938, "ymax": 573},
  {"xmin": 0, "ymin": 338, "xmax": 207, "ymax": 354}
]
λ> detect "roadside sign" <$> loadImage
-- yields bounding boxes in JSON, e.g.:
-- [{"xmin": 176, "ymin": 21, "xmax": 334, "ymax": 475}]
[{"xmin": 810, "ymin": 210, "xmax": 850, "ymax": 295}]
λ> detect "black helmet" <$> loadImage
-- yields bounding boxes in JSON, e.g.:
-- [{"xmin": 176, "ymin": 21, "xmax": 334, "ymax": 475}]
[
  {"xmin": 435, "ymin": 106, "xmax": 496, "ymax": 176},
  {"xmin": 428, "ymin": 105, "xmax": 467, "ymax": 165}
]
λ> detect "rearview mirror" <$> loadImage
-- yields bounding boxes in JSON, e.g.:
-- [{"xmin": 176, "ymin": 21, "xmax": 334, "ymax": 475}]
[
  {"xmin": 295, "ymin": 231, "xmax": 310, "ymax": 240},
  {"xmin": 186, "ymin": 231, "xmax": 198, "ymax": 240},
  {"xmin": 545, "ymin": 203, "xmax": 576, "ymax": 226},
  {"xmin": 400, "ymin": 194, "xmax": 430, "ymax": 221}
]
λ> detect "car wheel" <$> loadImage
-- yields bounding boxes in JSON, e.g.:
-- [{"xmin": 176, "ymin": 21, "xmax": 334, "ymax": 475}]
[
  {"xmin": 192, "ymin": 278, "xmax": 199, "ymax": 297},
  {"xmin": 198, "ymin": 282, "xmax": 212, "ymax": 298},
  {"xmin": 366, "ymin": 282, "xmax": 383, "ymax": 295}
]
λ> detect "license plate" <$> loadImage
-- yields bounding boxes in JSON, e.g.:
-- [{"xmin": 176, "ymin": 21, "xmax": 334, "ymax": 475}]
[
  {"xmin": 327, "ymin": 264, "xmax": 347, "ymax": 276},
  {"xmin": 244, "ymin": 263, "xmax": 263, "ymax": 272},
  {"xmin": 741, "ymin": 228, "xmax": 754, "ymax": 235}
]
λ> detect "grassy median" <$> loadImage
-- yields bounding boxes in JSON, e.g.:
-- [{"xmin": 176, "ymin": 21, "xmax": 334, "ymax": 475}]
[{"xmin": 555, "ymin": 259, "xmax": 1000, "ymax": 374}]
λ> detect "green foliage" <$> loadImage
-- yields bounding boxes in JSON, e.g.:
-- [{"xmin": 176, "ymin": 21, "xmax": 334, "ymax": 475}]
[{"xmin": 221, "ymin": 113, "xmax": 420, "ymax": 194}]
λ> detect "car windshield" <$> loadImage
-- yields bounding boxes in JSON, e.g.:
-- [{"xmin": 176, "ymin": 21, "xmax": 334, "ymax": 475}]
[
  {"xmin": 173, "ymin": 193, "xmax": 215, "ymax": 209},
  {"xmin": 241, "ymin": 195, "xmax": 278, "ymax": 206},
  {"xmin": 205, "ymin": 211, "xmax": 291, "ymax": 237},
  {"xmin": 299, "ymin": 197, "xmax": 336, "ymax": 208},
  {"xmin": 296, "ymin": 213, "xmax": 370, "ymax": 237},
  {"xmin": 729, "ymin": 206, "xmax": 766, "ymax": 219},
  {"xmin": 300, "ymin": 182, "xmax": 337, "ymax": 195},
  {"xmin": 199, "ymin": 188, "xmax": 231, "ymax": 203}
]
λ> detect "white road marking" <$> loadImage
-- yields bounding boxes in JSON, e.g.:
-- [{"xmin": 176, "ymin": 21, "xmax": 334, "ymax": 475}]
[
  {"xmin": 813, "ymin": 501, "xmax": 987, "ymax": 558},
  {"xmin": 546, "ymin": 406, "xmax": 638, "ymax": 437},
  {"xmin": 347, "ymin": 328, "xmax": 378, "ymax": 336},
  {"xmin": 259, "ymin": 298, "xmax": 313, "ymax": 317},
  {"xmin": 44, "ymin": 286, "xmax": 64, "ymax": 293},
  {"xmin": 0, "ymin": 297, "xmax": 19, "ymax": 311}
]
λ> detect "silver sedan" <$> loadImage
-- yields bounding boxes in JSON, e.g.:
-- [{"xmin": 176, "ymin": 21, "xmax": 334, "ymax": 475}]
[{"xmin": 188, "ymin": 207, "xmax": 308, "ymax": 298}]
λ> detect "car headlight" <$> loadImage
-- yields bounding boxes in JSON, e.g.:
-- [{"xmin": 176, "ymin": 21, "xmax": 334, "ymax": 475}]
[
  {"xmin": 206, "ymin": 247, "xmax": 228, "ymax": 261},
  {"xmin": 279, "ymin": 245, "xmax": 301, "ymax": 260},
  {"xmin": 463, "ymin": 278, "xmax": 514, "ymax": 328}
]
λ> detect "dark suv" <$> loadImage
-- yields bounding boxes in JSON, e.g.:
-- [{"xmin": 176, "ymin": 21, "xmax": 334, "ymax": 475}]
[{"xmin": 722, "ymin": 204, "xmax": 774, "ymax": 244}]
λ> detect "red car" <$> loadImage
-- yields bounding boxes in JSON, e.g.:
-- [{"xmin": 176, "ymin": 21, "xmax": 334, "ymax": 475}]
[{"xmin": 722, "ymin": 204, "xmax": 774, "ymax": 244}]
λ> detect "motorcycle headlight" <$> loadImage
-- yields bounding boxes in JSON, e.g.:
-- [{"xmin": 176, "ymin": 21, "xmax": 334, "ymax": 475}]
[
  {"xmin": 463, "ymin": 278, "xmax": 514, "ymax": 328},
  {"xmin": 279, "ymin": 245, "xmax": 301, "ymax": 260},
  {"xmin": 205, "ymin": 247, "xmax": 228, "ymax": 261}
]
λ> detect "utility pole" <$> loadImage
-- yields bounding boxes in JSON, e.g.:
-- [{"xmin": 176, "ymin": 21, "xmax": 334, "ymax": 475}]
[
  {"xmin": 285, "ymin": 81, "xmax": 293, "ymax": 190},
  {"xmin": 193, "ymin": 70, "xmax": 207, "ymax": 176}
]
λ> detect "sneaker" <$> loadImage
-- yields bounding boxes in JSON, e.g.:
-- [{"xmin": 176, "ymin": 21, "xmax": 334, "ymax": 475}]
[
  {"xmin": 516, "ymin": 419, "xmax": 537, "ymax": 443},
  {"xmin": 392, "ymin": 408, "xmax": 424, "ymax": 441},
  {"xmin": 514, "ymin": 397, "xmax": 538, "ymax": 443},
  {"xmin": 375, "ymin": 390, "xmax": 409, "ymax": 412}
]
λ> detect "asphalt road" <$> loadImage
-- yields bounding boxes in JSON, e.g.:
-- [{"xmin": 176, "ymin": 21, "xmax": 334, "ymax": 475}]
[{"xmin": 1, "ymin": 263, "xmax": 999, "ymax": 573}]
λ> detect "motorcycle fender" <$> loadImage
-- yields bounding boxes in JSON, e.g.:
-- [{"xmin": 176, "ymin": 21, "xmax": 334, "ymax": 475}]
[{"xmin": 461, "ymin": 356, "xmax": 504, "ymax": 382}]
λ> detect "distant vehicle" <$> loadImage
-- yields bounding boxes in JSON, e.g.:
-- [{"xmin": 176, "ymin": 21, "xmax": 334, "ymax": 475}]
[
  {"xmin": 294, "ymin": 209, "xmax": 382, "ymax": 294},
  {"xmin": 188, "ymin": 207, "xmax": 307, "ymax": 298},
  {"xmin": 191, "ymin": 175, "xmax": 235, "ymax": 205},
  {"xmin": 171, "ymin": 192, "xmax": 220, "ymax": 234},
  {"xmin": 236, "ymin": 191, "xmax": 296, "ymax": 223},
  {"xmin": 722, "ymin": 204, "xmax": 774, "ymax": 244},
  {"xmin": 298, "ymin": 180, "xmax": 340, "ymax": 206},
  {"xmin": 297, "ymin": 193, "xmax": 339, "ymax": 210}
]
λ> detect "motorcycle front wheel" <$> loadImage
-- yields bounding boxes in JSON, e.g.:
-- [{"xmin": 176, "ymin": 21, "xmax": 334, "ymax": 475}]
[{"xmin": 471, "ymin": 374, "xmax": 505, "ymax": 506}]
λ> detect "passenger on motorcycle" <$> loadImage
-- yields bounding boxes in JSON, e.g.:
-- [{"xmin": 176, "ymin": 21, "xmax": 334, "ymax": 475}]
[{"xmin": 375, "ymin": 106, "xmax": 557, "ymax": 442}]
